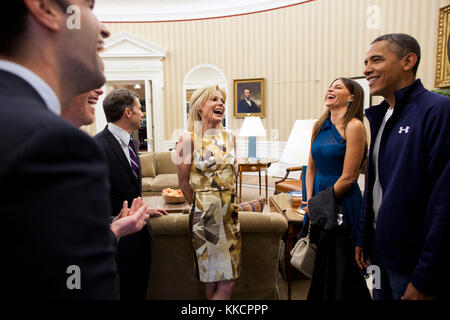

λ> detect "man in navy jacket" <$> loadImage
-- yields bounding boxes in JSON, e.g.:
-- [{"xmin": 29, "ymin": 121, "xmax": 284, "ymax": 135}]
[
  {"xmin": 0, "ymin": 1, "xmax": 120, "ymax": 298},
  {"xmin": 355, "ymin": 34, "xmax": 449, "ymax": 300}
]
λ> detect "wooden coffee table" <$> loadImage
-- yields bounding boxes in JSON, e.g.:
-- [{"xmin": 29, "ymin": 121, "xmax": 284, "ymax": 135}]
[
  {"xmin": 269, "ymin": 193, "xmax": 305, "ymax": 300},
  {"xmin": 144, "ymin": 196, "xmax": 191, "ymax": 213}
]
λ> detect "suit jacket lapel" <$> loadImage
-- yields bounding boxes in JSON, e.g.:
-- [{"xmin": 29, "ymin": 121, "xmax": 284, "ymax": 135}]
[{"xmin": 103, "ymin": 127, "xmax": 140, "ymax": 184}]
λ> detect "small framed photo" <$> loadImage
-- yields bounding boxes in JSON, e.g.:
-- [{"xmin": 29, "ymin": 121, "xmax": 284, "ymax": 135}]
[
  {"xmin": 435, "ymin": 5, "xmax": 450, "ymax": 88},
  {"xmin": 350, "ymin": 76, "xmax": 372, "ymax": 111},
  {"xmin": 233, "ymin": 78, "xmax": 265, "ymax": 118}
]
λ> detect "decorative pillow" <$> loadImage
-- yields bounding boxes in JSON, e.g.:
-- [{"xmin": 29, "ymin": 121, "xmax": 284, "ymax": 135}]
[
  {"xmin": 139, "ymin": 152, "xmax": 156, "ymax": 177},
  {"xmin": 238, "ymin": 198, "xmax": 266, "ymax": 212},
  {"xmin": 155, "ymin": 151, "xmax": 177, "ymax": 174}
]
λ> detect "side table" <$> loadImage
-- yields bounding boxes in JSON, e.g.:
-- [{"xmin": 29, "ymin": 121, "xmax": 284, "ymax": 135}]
[
  {"xmin": 237, "ymin": 158, "xmax": 278, "ymax": 204},
  {"xmin": 269, "ymin": 193, "xmax": 304, "ymax": 300}
]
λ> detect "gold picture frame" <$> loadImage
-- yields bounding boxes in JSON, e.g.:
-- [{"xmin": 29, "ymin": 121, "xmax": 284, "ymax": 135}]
[
  {"xmin": 233, "ymin": 78, "xmax": 265, "ymax": 118},
  {"xmin": 435, "ymin": 5, "xmax": 450, "ymax": 88}
]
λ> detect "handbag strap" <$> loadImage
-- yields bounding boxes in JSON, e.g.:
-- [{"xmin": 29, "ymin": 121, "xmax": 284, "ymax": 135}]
[{"xmin": 306, "ymin": 216, "xmax": 312, "ymax": 238}]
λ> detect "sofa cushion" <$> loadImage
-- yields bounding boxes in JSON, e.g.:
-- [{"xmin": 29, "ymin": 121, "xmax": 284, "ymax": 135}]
[
  {"xmin": 147, "ymin": 212, "xmax": 288, "ymax": 299},
  {"xmin": 155, "ymin": 151, "xmax": 177, "ymax": 174},
  {"xmin": 238, "ymin": 211, "xmax": 287, "ymax": 233},
  {"xmin": 149, "ymin": 173, "xmax": 179, "ymax": 191},
  {"xmin": 238, "ymin": 198, "xmax": 266, "ymax": 212},
  {"xmin": 140, "ymin": 152, "xmax": 156, "ymax": 177},
  {"xmin": 142, "ymin": 177, "xmax": 155, "ymax": 192}
]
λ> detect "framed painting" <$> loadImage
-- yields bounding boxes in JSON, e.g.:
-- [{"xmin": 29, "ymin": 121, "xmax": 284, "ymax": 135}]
[
  {"xmin": 233, "ymin": 78, "xmax": 265, "ymax": 118},
  {"xmin": 350, "ymin": 76, "xmax": 372, "ymax": 111},
  {"xmin": 435, "ymin": 5, "xmax": 450, "ymax": 88}
]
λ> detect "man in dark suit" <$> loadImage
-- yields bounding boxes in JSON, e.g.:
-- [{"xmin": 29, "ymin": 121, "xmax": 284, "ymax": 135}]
[
  {"xmin": 62, "ymin": 87, "xmax": 152, "ymax": 240},
  {"xmin": 94, "ymin": 88, "xmax": 166, "ymax": 300},
  {"xmin": 0, "ymin": 0, "xmax": 119, "ymax": 298},
  {"xmin": 237, "ymin": 88, "xmax": 260, "ymax": 114}
]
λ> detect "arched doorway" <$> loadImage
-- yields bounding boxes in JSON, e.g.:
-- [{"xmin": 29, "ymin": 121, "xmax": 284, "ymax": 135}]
[{"xmin": 183, "ymin": 64, "xmax": 228, "ymax": 129}]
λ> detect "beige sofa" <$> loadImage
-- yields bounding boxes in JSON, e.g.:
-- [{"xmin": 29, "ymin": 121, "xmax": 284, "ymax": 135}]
[
  {"xmin": 146, "ymin": 211, "xmax": 288, "ymax": 300},
  {"xmin": 139, "ymin": 151, "xmax": 179, "ymax": 196}
]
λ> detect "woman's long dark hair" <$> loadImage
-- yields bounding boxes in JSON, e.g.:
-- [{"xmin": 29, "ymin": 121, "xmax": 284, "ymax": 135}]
[{"xmin": 311, "ymin": 77, "xmax": 367, "ymax": 168}]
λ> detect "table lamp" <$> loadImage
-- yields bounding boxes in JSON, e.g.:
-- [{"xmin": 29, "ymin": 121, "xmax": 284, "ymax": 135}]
[
  {"xmin": 280, "ymin": 119, "xmax": 316, "ymax": 200},
  {"xmin": 280, "ymin": 119, "xmax": 315, "ymax": 166},
  {"xmin": 239, "ymin": 116, "xmax": 266, "ymax": 159}
]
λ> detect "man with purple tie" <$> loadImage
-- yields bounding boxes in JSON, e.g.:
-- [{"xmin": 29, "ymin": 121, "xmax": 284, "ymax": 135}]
[{"xmin": 94, "ymin": 88, "xmax": 165, "ymax": 299}]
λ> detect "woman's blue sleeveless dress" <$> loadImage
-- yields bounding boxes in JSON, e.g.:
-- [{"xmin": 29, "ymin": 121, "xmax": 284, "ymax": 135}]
[{"xmin": 310, "ymin": 118, "xmax": 362, "ymax": 241}]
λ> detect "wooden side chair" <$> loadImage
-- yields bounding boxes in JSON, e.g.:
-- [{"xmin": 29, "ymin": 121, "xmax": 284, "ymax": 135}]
[{"xmin": 274, "ymin": 165, "xmax": 306, "ymax": 194}]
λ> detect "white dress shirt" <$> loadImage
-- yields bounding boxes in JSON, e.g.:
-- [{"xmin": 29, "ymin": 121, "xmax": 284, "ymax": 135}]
[
  {"xmin": 0, "ymin": 59, "xmax": 61, "ymax": 115},
  {"xmin": 108, "ymin": 123, "xmax": 134, "ymax": 166}
]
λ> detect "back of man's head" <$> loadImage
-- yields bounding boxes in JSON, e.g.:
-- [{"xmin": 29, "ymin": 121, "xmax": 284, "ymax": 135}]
[
  {"xmin": 0, "ymin": 1, "xmax": 68, "ymax": 56},
  {"xmin": 371, "ymin": 33, "xmax": 421, "ymax": 75},
  {"xmin": 103, "ymin": 89, "xmax": 140, "ymax": 123}
]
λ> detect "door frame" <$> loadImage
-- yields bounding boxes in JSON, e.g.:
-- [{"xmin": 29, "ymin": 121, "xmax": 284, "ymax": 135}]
[{"xmin": 99, "ymin": 32, "xmax": 166, "ymax": 152}]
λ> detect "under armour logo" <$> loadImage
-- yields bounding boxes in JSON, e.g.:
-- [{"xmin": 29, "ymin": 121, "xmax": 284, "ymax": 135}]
[{"xmin": 398, "ymin": 126, "xmax": 410, "ymax": 134}]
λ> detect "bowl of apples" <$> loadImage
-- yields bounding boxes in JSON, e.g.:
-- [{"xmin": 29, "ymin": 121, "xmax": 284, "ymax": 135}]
[{"xmin": 161, "ymin": 188, "xmax": 186, "ymax": 204}]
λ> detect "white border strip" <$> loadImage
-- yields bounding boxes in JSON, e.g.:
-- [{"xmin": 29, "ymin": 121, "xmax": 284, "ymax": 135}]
[{"xmin": 94, "ymin": 0, "xmax": 312, "ymax": 22}]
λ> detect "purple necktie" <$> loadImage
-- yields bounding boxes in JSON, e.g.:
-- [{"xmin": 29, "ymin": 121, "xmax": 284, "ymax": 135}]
[{"xmin": 128, "ymin": 137, "xmax": 140, "ymax": 178}]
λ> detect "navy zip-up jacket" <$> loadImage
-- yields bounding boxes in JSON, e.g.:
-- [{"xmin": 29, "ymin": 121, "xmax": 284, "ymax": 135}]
[{"xmin": 357, "ymin": 79, "xmax": 450, "ymax": 295}]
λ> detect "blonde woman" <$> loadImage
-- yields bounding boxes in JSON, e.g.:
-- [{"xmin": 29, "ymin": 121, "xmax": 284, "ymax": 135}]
[{"xmin": 177, "ymin": 85, "xmax": 240, "ymax": 300}]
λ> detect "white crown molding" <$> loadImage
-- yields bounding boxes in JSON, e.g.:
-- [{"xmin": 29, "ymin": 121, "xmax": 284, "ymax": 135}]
[
  {"xmin": 100, "ymin": 31, "xmax": 167, "ymax": 58},
  {"xmin": 94, "ymin": 0, "xmax": 311, "ymax": 22}
]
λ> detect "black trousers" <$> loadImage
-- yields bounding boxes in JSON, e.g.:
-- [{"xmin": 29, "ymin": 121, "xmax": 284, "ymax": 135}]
[{"xmin": 116, "ymin": 227, "xmax": 151, "ymax": 300}]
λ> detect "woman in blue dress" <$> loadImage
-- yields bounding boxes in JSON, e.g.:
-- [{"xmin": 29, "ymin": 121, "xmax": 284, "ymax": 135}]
[{"xmin": 304, "ymin": 78, "xmax": 367, "ymax": 241}]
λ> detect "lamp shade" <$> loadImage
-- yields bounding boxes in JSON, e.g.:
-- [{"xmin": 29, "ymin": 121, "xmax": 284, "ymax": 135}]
[
  {"xmin": 280, "ymin": 119, "xmax": 316, "ymax": 165},
  {"xmin": 239, "ymin": 117, "xmax": 266, "ymax": 137}
]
